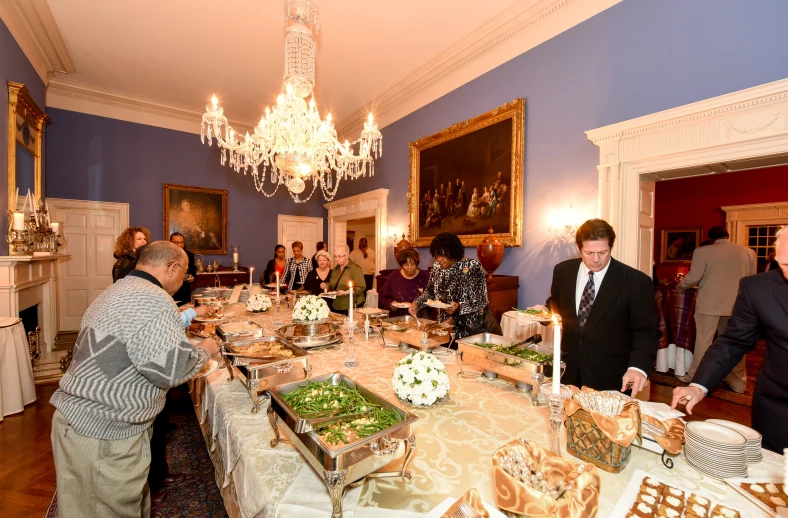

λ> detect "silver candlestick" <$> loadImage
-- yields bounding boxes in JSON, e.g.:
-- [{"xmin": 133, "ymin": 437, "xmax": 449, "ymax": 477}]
[
  {"xmin": 541, "ymin": 382, "xmax": 572, "ymax": 455},
  {"xmin": 344, "ymin": 319, "xmax": 359, "ymax": 368}
]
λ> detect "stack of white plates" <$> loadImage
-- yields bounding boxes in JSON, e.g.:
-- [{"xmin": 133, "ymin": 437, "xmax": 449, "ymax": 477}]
[
  {"xmin": 706, "ymin": 419, "xmax": 763, "ymax": 463},
  {"xmin": 684, "ymin": 421, "xmax": 748, "ymax": 479}
]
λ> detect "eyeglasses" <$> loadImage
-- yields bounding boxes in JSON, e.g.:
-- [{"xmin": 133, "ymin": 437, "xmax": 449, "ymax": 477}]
[{"xmin": 170, "ymin": 262, "xmax": 186, "ymax": 271}]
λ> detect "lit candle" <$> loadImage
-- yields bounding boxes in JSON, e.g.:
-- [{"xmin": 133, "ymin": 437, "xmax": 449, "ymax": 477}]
[
  {"xmin": 50, "ymin": 222, "xmax": 59, "ymax": 234},
  {"xmin": 275, "ymin": 271, "xmax": 280, "ymax": 301},
  {"xmin": 552, "ymin": 315, "xmax": 562, "ymax": 395},
  {"xmin": 348, "ymin": 280, "xmax": 354, "ymax": 322},
  {"xmin": 12, "ymin": 212, "xmax": 25, "ymax": 231},
  {"xmin": 249, "ymin": 266, "xmax": 254, "ymax": 286},
  {"xmin": 233, "ymin": 252, "xmax": 239, "ymax": 263}
]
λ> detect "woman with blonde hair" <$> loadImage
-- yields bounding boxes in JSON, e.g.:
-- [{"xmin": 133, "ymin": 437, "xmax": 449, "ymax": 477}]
[
  {"xmin": 112, "ymin": 226, "xmax": 151, "ymax": 282},
  {"xmin": 303, "ymin": 250, "xmax": 332, "ymax": 296}
]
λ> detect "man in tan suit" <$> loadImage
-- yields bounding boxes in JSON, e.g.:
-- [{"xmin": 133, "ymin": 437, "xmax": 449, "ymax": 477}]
[{"xmin": 675, "ymin": 226, "xmax": 756, "ymax": 392}]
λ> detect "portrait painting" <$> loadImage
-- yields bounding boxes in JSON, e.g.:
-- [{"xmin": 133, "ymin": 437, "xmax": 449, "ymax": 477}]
[
  {"xmin": 660, "ymin": 228, "xmax": 701, "ymax": 262},
  {"xmin": 408, "ymin": 98, "xmax": 524, "ymax": 247},
  {"xmin": 163, "ymin": 183, "xmax": 227, "ymax": 255}
]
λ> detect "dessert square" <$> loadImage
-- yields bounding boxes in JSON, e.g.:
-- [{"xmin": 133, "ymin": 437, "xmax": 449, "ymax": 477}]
[
  {"xmin": 643, "ymin": 477, "xmax": 663, "ymax": 491},
  {"xmin": 688, "ymin": 493, "xmax": 711, "ymax": 511},
  {"xmin": 741, "ymin": 482, "xmax": 787, "ymax": 510},
  {"xmin": 639, "ymin": 484, "xmax": 661, "ymax": 500},
  {"xmin": 629, "ymin": 501, "xmax": 656, "ymax": 518},
  {"xmin": 685, "ymin": 502, "xmax": 709, "ymax": 518},
  {"xmin": 662, "ymin": 494, "xmax": 685, "ymax": 513},
  {"xmin": 657, "ymin": 504, "xmax": 682, "ymax": 518},
  {"xmin": 710, "ymin": 504, "xmax": 741, "ymax": 518},
  {"xmin": 636, "ymin": 492, "xmax": 659, "ymax": 508},
  {"xmin": 662, "ymin": 485, "xmax": 686, "ymax": 502}
]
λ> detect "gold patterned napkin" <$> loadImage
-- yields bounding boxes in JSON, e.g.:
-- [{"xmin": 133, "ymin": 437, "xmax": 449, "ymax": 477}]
[
  {"xmin": 564, "ymin": 386, "xmax": 641, "ymax": 447},
  {"xmin": 440, "ymin": 488, "xmax": 489, "ymax": 518},
  {"xmin": 641, "ymin": 414, "xmax": 685, "ymax": 454},
  {"xmin": 493, "ymin": 439, "xmax": 600, "ymax": 517}
]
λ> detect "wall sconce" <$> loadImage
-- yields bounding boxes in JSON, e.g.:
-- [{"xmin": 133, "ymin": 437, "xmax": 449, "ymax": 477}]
[{"xmin": 547, "ymin": 204, "xmax": 584, "ymax": 243}]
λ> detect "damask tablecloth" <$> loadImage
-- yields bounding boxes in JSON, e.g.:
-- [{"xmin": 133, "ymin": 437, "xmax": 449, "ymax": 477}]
[
  {"xmin": 0, "ymin": 317, "xmax": 36, "ymax": 420},
  {"xmin": 190, "ymin": 304, "xmax": 781, "ymax": 518}
]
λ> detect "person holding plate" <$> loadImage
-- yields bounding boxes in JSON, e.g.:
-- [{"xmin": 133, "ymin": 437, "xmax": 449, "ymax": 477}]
[
  {"xmin": 410, "ymin": 232, "xmax": 500, "ymax": 344},
  {"xmin": 304, "ymin": 250, "xmax": 333, "ymax": 296},
  {"xmin": 379, "ymin": 249, "xmax": 429, "ymax": 317},
  {"xmin": 321, "ymin": 244, "xmax": 365, "ymax": 315}
]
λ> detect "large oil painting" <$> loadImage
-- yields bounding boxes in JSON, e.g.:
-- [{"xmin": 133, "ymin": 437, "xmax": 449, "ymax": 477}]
[
  {"xmin": 163, "ymin": 183, "xmax": 227, "ymax": 255},
  {"xmin": 408, "ymin": 98, "xmax": 524, "ymax": 247}
]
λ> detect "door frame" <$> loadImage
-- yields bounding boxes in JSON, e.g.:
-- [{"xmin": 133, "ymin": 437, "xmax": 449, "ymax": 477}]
[
  {"xmin": 276, "ymin": 215, "xmax": 324, "ymax": 258},
  {"xmin": 47, "ymin": 198, "xmax": 129, "ymax": 332},
  {"xmin": 324, "ymin": 189, "xmax": 389, "ymax": 274},
  {"xmin": 586, "ymin": 78, "xmax": 788, "ymax": 274}
]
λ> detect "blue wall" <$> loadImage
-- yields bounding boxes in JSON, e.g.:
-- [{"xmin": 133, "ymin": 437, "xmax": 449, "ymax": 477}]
[
  {"xmin": 0, "ymin": 18, "xmax": 46, "ymax": 254},
  {"xmin": 337, "ymin": 0, "xmax": 788, "ymax": 307},
  {"xmin": 45, "ymin": 109, "xmax": 326, "ymax": 280}
]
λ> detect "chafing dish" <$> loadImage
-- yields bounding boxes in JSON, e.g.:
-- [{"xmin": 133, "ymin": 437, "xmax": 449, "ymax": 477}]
[
  {"xmin": 457, "ymin": 332, "xmax": 561, "ymax": 392},
  {"xmin": 379, "ymin": 315, "xmax": 453, "ymax": 350},
  {"xmin": 216, "ymin": 320, "xmax": 264, "ymax": 342},
  {"xmin": 268, "ymin": 373, "xmax": 418, "ymax": 518},
  {"xmin": 275, "ymin": 322, "xmax": 343, "ymax": 348},
  {"xmin": 220, "ymin": 336, "xmax": 312, "ymax": 413}
]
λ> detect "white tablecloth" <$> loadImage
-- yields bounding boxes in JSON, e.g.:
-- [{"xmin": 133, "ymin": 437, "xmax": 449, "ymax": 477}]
[{"xmin": 0, "ymin": 317, "xmax": 36, "ymax": 420}]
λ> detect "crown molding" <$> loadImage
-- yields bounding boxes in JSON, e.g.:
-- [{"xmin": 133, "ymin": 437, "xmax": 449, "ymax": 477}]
[
  {"xmin": 336, "ymin": 0, "xmax": 622, "ymax": 139},
  {"xmin": 46, "ymin": 77, "xmax": 255, "ymax": 135},
  {"xmin": 0, "ymin": 0, "xmax": 76, "ymax": 82}
]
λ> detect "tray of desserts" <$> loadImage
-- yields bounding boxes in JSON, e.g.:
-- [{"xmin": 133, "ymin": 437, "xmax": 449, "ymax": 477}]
[
  {"xmin": 268, "ymin": 372, "xmax": 418, "ymax": 517},
  {"xmin": 187, "ymin": 321, "xmax": 218, "ymax": 338},
  {"xmin": 611, "ymin": 469, "xmax": 750, "ymax": 517},
  {"xmin": 216, "ymin": 320, "xmax": 264, "ymax": 342},
  {"xmin": 725, "ymin": 479, "xmax": 786, "ymax": 517},
  {"xmin": 275, "ymin": 322, "xmax": 343, "ymax": 348},
  {"xmin": 456, "ymin": 333, "xmax": 557, "ymax": 383},
  {"xmin": 220, "ymin": 336, "xmax": 312, "ymax": 413},
  {"xmin": 379, "ymin": 315, "xmax": 453, "ymax": 350}
]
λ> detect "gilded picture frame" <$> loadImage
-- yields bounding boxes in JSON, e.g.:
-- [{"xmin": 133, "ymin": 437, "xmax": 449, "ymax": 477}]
[
  {"xmin": 407, "ymin": 98, "xmax": 525, "ymax": 247},
  {"xmin": 163, "ymin": 183, "xmax": 228, "ymax": 255},
  {"xmin": 660, "ymin": 227, "xmax": 702, "ymax": 263}
]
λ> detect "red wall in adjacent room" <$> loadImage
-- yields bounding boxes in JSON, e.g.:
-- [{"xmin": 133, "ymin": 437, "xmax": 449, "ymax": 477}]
[{"xmin": 653, "ymin": 165, "xmax": 788, "ymax": 263}]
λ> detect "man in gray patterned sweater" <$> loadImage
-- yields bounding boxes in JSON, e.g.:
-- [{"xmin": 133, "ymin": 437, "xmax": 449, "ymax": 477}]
[{"xmin": 50, "ymin": 241, "xmax": 218, "ymax": 518}]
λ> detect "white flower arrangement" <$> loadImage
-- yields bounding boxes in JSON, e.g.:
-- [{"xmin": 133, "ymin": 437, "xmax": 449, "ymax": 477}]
[
  {"xmin": 246, "ymin": 293, "xmax": 272, "ymax": 313},
  {"xmin": 392, "ymin": 351, "xmax": 450, "ymax": 407},
  {"xmin": 292, "ymin": 295, "xmax": 331, "ymax": 322}
]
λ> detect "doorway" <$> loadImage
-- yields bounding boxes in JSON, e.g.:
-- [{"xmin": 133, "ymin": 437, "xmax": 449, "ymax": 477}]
[
  {"xmin": 277, "ymin": 215, "xmax": 324, "ymax": 260},
  {"xmin": 346, "ymin": 216, "xmax": 377, "ymax": 288}
]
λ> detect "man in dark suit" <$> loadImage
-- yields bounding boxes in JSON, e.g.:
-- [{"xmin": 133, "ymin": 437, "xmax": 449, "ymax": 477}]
[
  {"xmin": 546, "ymin": 219, "xmax": 660, "ymax": 393},
  {"xmin": 170, "ymin": 232, "xmax": 196, "ymax": 306},
  {"xmin": 672, "ymin": 227, "xmax": 788, "ymax": 453}
]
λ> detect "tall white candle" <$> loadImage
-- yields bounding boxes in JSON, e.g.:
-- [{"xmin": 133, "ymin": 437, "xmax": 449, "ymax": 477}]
[
  {"xmin": 21, "ymin": 190, "xmax": 29, "ymax": 214},
  {"xmin": 32, "ymin": 198, "xmax": 39, "ymax": 225},
  {"xmin": 249, "ymin": 266, "xmax": 254, "ymax": 286},
  {"xmin": 233, "ymin": 252, "xmax": 239, "ymax": 262},
  {"xmin": 50, "ymin": 222, "xmax": 59, "ymax": 234},
  {"xmin": 275, "ymin": 271, "xmax": 280, "ymax": 301},
  {"xmin": 13, "ymin": 212, "xmax": 25, "ymax": 231},
  {"xmin": 552, "ymin": 315, "xmax": 562, "ymax": 395},
  {"xmin": 348, "ymin": 280, "xmax": 354, "ymax": 322}
]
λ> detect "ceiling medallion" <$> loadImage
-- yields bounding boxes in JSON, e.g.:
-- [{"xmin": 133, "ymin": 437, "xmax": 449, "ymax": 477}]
[{"xmin": 201, "ymin": 0, "xmax": 382, "ymax": 203}]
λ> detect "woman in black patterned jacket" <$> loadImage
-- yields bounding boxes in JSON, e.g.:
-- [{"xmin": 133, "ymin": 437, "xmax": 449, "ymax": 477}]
[
  {"xmin": 410, "ymin": 232, "xmax": 499, "ymax": 343},
  {"xmin": 282, "ymin": 241, "xmax": 313, "ymax": 290}
]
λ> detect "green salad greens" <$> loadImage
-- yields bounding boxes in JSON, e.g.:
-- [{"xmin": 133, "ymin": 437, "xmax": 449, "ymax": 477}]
[
  {"xmin": 473, "ymin": 342, "xmax": 552, "ymax": 363},
  {"xmin": 282, "ymin": 379, "xmax": 402, "ymax": 445}
]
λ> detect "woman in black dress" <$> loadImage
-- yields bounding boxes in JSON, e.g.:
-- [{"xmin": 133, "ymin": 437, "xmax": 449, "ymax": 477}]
[{"xmin": 303, "ymin": 250, "xmax": 332, "ymax": 295}]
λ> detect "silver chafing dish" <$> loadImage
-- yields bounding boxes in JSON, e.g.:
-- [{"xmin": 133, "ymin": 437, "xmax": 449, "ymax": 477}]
[
  {"xmin": 220, "ymin": 336, "xmax": 312, "ymax": 413},
  {"xmin": 379, "ymin": 315, "xmax": 453, "ymax": 350},
  {"xmin": 268, "ymin": 373, "xmax": 418, "ymax": 518},
  {"xmin": 457, "ymin": 332, "xmax": 562, "ymax": 393},
  {"xmin": 216, "ymin": 320, "xmax": 264, "ymax": 343},
  {"xmin": 275, "ymin": 321, "xmax": 343, "ymax": 349}
]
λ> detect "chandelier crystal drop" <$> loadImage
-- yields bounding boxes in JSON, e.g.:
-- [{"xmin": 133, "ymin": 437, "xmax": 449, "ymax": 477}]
[{"xmin": 200, "ymin": 0, "xmax": 382, "ymax": 203}]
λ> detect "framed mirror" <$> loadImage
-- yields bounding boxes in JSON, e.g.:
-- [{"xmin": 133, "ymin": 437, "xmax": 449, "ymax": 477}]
[{"xmin": 7, "ymin": 81, "xmax": 48, "ymax": 211}]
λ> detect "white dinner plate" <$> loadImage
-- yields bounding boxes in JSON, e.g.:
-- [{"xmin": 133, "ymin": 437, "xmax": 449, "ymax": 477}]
[
  {"xmin": 191, "ymin": 359, "xmax": 220, "ymax": 379},
  {"xmin": 686, "ymin": 421, "xmax": 748, "ymax": 446},
  {"xmin": 391, "ymin": 302, "xmax": 411, "ymax": 309},
  {"xmin": 193, "ymin": 316, "xmax": 226, "ymax": 323},
  {"xmin": 426, "ymin": 300, "xmax": 452, "ymax": 309},
  {"xmin": 706, "ymin": 419, "xmax": 763, "ymax": 442}
]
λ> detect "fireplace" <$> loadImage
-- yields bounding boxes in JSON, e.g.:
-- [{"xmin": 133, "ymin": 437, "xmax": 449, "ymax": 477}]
[{"xmin": 19, "ymin": 304, "xmax": 39, "ymax": 336}]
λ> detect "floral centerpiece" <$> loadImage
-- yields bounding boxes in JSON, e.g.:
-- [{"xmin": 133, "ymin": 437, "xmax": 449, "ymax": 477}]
[
  {"xmin": 392, "ymin": 351, "xmax": 450, "ymax": 407},
  {"xmin": 292, "ymin": 295, "xmax": 330, "ymax": 322},
  {"xmin": 246, "ymin": 293, "xmax": 272, "ymax": 313}
]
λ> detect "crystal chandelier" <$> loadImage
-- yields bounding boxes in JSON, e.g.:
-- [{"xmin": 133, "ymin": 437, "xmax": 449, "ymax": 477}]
[{"xmin": 201, "ymin": 0, "xmax": 382, "ymax": 203}]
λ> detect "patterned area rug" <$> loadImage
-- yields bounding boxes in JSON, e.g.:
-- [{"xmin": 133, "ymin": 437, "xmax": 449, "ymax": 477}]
[
  {"xmin": 44, "ymin": 386, "xmax": 227, "ymax": 518},
  {"xmin": 650, "ymin": 340, "xmax": 766, "ymax": 407}
]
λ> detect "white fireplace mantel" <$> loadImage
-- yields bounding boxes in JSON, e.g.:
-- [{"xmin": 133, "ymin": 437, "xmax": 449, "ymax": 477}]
[{"xmin": 0, "ymin": 254, "xmax": 70, "ymax": 354}]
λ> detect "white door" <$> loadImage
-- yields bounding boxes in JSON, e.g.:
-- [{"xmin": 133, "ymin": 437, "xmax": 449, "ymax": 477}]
[
  {"xmin": 277, "ymin": 215, "xmax": 324, "ymax": 259},
  {"xmin": 49, "ymin": 199, "xmax": 129, "ymax": 331},
  {"xmin": 638, "ymin": 180, "xmax": 656, "ymax": 276}
]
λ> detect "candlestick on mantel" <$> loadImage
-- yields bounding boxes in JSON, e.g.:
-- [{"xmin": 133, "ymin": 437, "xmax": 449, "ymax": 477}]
[
  {"xmin": 249, "ymin": 266, "xmax": 254, "ymax": 287},
  {"xmin": 13, "ymin": 212, "xmax": 25, "ymax": 231},
  {"xmin": 552, "ymin": 315, "xmax": 562, "ymax": 395},
  {"xmin": 348, "ymin": 280, "xmax": 354, "ymax": 323},
  {"xmin": 50, "ymin": 222, "xmax": 60, "ymax": 234}
]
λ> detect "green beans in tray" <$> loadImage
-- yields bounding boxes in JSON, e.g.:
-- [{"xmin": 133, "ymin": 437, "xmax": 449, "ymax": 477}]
[
  {"xmin": 282, "ymin": 379, "xmax": 402, "ymax": 445},
  {"xmin": 473, "ymin": 342, "xmax": 552, "ymax": 363}
]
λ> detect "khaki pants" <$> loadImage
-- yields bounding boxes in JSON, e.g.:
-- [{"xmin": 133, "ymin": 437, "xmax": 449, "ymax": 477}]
[
  {"xmin": 688, "ymin": 314, "xmax": 747, "ymax": 392},
  {"xmin": 51, "ymin": 410, "xmax": 152, "ymax": 518}
]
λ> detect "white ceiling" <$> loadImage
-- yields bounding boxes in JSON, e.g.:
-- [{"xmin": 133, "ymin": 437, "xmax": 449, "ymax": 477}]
[{"xmin": 3, "ymin": 0, "xmax": 621, "ymax": 135}]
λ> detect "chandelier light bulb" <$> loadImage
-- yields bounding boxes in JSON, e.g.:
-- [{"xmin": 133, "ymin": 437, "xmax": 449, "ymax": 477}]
[
  {"xmin": 211, "ymin": 95, "xmax": 218, "ymax": 109},
  {"xmin": 326, "ymin": 113, "xmax": 332, "ymax": 122},
  {"xmin": 368, "ymin": 113, "xmax": 373, "ymax": 123},
  {"xmin": 286, "ymin": 83, "xmax": 293, "ymax": 95}
]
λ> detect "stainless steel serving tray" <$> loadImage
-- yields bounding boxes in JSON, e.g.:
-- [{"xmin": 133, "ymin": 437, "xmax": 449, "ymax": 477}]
[
  {"xmin": 268, "ymin": 372, "xmax": 418, "ymax": 518},
  {"xmin": 379, "ymin": 315, "xmax": 453, "ymax": 350},
  {"xmin": 220, "ymin": 336, "xmax": 311, "ymax": 413},
  {"xmin": 216, "ymin": 320, "xmax": 264, "ymax": 343},
  {"xmin": 275, "ymin": 322, "xmax": 343, "ymax": 348},
  {"xmin": 457, "ymin": 332, "xmax": 557, "ymax": 384}
]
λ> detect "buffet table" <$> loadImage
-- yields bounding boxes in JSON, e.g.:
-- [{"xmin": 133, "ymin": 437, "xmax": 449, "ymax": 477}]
[{"xmin": 189, "ymin": 303, "xmax": 782, "ymax": 517}]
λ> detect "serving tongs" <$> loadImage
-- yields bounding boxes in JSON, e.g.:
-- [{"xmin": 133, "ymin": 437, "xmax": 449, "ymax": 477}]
[
  {"xmin": 294, "ymin": 408, "xmax": 373, "ymax": 433},
  {"xmin": 219, "ymin": 343, "xmax": 279, "ymax": 362}
]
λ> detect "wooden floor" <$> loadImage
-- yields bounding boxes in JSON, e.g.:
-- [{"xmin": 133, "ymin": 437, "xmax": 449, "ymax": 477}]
[{"xmin": 0, "ymin": 382, "xmax": 752, "ymax": 518}]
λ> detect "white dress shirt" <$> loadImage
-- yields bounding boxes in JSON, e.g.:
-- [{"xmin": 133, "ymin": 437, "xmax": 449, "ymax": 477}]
[{"xmin": 575, "ymin": 260, "xmax": 646, "ymax": 379}]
